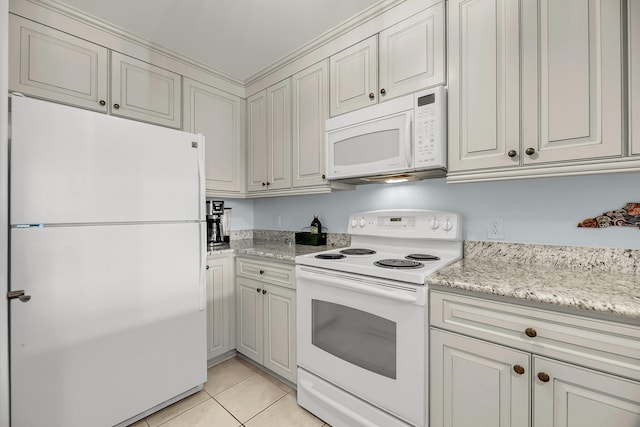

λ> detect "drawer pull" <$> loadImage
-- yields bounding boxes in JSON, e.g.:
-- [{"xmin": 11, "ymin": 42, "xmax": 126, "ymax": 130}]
[
  {"xmin": 537, "ymin": 372, "xmax": 550, "ymax": 383},
  {"xmin": 259, "ymin": 270, "xmax": 265, "ymax": 275},
  {"xmin": 524, "ymin": 327, "xmax": 537, "ymax": 338},
  {"xmin": 256, "ymin": 288, "xmax": 261, "ymax": 293},
  {"xmin": 262, "ymin": 289, "xmax": 267, "ymax": 294},
  {"xmin": 513, "ymin": 365, "xmax": 525, "ymax": 375}
]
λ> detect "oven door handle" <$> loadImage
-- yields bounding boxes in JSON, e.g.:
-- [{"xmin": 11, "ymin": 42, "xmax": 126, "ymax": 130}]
[
  {"xmin": 304, "ymin": 272, "xmax": 418, "ymax": 303},
  {"xmin": 299, "ymin": 378, "xmax": 380, "ymax": 427}
]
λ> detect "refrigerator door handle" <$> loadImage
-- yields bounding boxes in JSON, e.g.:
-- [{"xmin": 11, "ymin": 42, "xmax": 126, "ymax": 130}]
[
  {"xmin": 7, "ymin": 290, "xmax": 31, "ymax": 303},
  {"xmin": 195, "ymin": 133, "xmax": 206, "ymax": 221},
  {"xmin": 199, "ymin": 221, "xmax": 206, "ymax": 311}
]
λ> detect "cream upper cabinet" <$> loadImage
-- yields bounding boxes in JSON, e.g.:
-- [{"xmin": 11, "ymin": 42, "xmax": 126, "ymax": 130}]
[
  {"xmin": 111, "ymin": 52, "xmax": 182, "ymax": 129},
  {"xmin": 247, "ymin": 90, "xmax": 268, "ymax": 191},
  {"xmin": 247, "ymin": 79, "xmax": 292, "ymax": 193},
  {"xmin": 447, "ymin": 0, "xmax": 521, "ymax": 172},
  {"xmin": 630, "ymin": 0, "xmax": 640, "ymax": 156},
  {"xmin": 292, "ymin": 60, "xmax": 329, "ymax": 188},
  {"xmin": 329, "ymin": 36, "xmax": 378, "ymax": 116},
  {"xmin": 449, "ymin": 0, "xmax": 624, "ymax": 176},
  {"xmin": 183, "ymin": 78, "xmax": 245, "ymax": 195},
  {"xmin": 521, "ymin": 0, "xmax": 623, "ymax": 164},
  {"xmin": 378, "ymin": 2, "xmax": 445, "ymax": 102},
  {"xmin": 329, "ymin": 2, "xmax": 445, "ymax": 117},
  {"xmin": 9, "ymin": 14, "xmax": 108, "ymax": 112},
  {"xmin": 533, "ymin": 357, "xmax": 640, "ymax": 427}
]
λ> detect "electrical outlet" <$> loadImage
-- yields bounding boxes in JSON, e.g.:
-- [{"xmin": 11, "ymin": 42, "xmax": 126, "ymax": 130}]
[{"xmin": 487, "ymin": 217, "xmax": 504, "ymax": 239}]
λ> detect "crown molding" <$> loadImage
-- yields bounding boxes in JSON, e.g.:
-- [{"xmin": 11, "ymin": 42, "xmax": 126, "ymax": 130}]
[
  {"xmin": 243, "ymin": 0, "xmax": 405, "ymax": 86},
  {"xmin": 18, "ymin": 0, "xmax": 245, "ymax": 87}
]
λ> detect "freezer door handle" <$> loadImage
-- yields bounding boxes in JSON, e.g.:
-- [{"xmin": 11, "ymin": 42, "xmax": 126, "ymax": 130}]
[{"xmin": 7, "ymin": 290, "xmax": 31, "ymax": 303}]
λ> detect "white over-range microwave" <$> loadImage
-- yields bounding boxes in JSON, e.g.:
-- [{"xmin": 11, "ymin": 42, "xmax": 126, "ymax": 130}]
[{"xmin": 326, "ymin": 86, "xmax": 446, "ymax": 184}]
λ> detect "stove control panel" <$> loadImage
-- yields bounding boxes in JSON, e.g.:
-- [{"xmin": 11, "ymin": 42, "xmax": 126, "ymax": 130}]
[{"xmin": 348, "ymin": 209, "xmax": 461, "ymax": 240}]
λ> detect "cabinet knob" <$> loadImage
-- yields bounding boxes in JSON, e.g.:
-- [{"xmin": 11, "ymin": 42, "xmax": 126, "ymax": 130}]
[
  {"xmin": 380, "ymin": 88, "xmax": 386, "ymax": 96},
  {"xmin": 507, "ymin": 150, "xmax": 517, "ymax": 158},
  {"xmin": 369, "ymin": 93, "xmax": 375, "ymax": 100},
  {"xmin": 513, "ymin": 365, "xmax": 525, "ymax": 375},
  {"xmin": 99, "ymin": 100, "xmax": 106, "ymax": 106},
  {"xmin": 525, "ymin": 147, "xmax": 536, "ymax": 155},
  {"xmin": 537, "ymin": 372, "xmax": 550, "ymax": 383},
  {"xmin": 262, "ymin": 289, "xmax": 267, "ymax": 294},
  {"xmin": 524, "ymin": 327, "xmax": 537, "ymax": 338},
  {"xmin": 206, "ymin": 265, "xmax": 209, "ymax": 270},
  {"xmin": 113, "ymin": 103, "xmax": 120, "ymax": 110},
  {"xmin": 266, "ymin": 182, "xmax": 270, "ymax": 186},
  {"xmin": 256, "ymin": 288, "xmax": 261, "ymax": 293},
  {"xmin": 259, "ymin": 270, "xmax": 265, "ymax": 275},
  {"xmin": 262, "ymin": 182, "xmax": 266, "ymax": 186},
  {"xmin": 322, "ymin": 174, "xmax": 326, "ymax": 179}
]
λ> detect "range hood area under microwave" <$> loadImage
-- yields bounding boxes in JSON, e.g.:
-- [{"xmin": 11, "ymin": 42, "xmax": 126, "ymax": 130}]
[{"xmin": 325, "ymin": 86, "xmax": 447, "ymax": 184}]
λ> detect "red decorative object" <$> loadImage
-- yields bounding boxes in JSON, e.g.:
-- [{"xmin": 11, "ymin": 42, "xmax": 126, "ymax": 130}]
[{"xmin": 578, "ymin": 203, "xmax": 640, "ymax": 228}]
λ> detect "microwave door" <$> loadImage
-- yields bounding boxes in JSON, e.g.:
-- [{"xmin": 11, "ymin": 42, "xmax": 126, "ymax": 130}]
[{"xmin": 327, "ymin": 112, "xmax": 412, "ymax": 180}]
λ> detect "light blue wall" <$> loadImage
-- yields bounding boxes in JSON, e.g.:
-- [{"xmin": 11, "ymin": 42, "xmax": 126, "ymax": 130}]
[
  {"xmin": 209, "ymin": 198, "xmax": 255, "ymax": 230},
  {"xmin": 248, "ymin": 173, "xmax": 640, "ymax": 249}
]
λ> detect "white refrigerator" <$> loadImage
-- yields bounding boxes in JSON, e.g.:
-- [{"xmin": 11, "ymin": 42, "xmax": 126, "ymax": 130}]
[{"xmin": 8, "ymin": 95, "xmax": 207, "ymax": 426}]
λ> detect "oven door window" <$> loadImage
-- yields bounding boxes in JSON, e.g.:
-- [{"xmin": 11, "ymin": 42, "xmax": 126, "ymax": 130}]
[{"xmin": 311, "ymin": 299, "xmax": 396, "ymax": 379}]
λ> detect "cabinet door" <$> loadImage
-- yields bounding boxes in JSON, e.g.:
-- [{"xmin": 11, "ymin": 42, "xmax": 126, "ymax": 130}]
[
  {"xmin": 206, "ymin": 255, "xmax": 234, "ymax": 361},
  {"xmin": 430, "ymin": 329, "xmax": 530, "ymax": 427},
  {"xmin": 447, "ymin": 0, "xmax": 520, "ymax": 172},
  {"xmin": 111, "ymin": 52, "xmax": 181, "ymax": 128},
  {"xmin": 378, "ymin": 2, "xmax": 445, "ymax": 101},
  {"xmin": 266, "ymin": 78, "xmax": 292, "ymax": 190},
  {"xmin": 263, "ymin": 284, "xmax": 296, "ymax": 384},
  {"xmin": 247, "ymin": 90, "xmax": 268, "ymax": 192},
  {"xmin": 236, "ymin": 277, "xmax": 263, "ymax": 364},
  {"xmin": 9, "ymin": 15, "xmax": 108, "ymax": 112},
  {"xmin": 183, "ymin": 78, "xmax": 245, "ymax": 194},
  {"xmin": 329, "ymin": 35, "xmax": 378, "ymax": 116},
  {"xmin": 533, "ymin": 357, "xmax": 640, "ymax": 427},
  {"xmin": 521, "ymin": 0, "xmax": 623, "ymax": 164},
  {"xmin": 292, "ymin": 60, "xmax": 329, "ymax": 188},
  {"xmin": 630, "ymin": 0, "xmax": 640, "ymax": 156}
]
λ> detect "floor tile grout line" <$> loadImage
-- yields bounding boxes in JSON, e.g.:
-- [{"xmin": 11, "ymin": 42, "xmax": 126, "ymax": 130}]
[
  {"xmin": 240, "ymin": 391, "xmax": 290, "ymax": 425},
  {"xmin": 212, "ymin": 394, "xmax": 246, "ymax": 426}
]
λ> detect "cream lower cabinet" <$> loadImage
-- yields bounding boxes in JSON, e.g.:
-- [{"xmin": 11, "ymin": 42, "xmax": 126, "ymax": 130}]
[
  {"xmin": 448, "ymin": 0, "xmax": 625, "ymax": 178},
  {"xmin": 430, "ymin": 291, "xmax": 640, "ymax": 427},
  {"xmin": 430, "ymin": 329, "xmax": 530, "ymax": 427},
  {"xmin": 235, "ymin": 257, "xmax": 296, "ymax": 383},
  {"xmin": 206, "ymin": 254, "xmax": 235, "ymax": 362},
  {"xmin": 183, "ymin": 78, "xmax": 245, "ymax": 195}
]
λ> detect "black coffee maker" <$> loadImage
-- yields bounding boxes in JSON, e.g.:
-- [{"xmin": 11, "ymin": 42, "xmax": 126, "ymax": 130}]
[{"xmin": 206, "ymin": 200, "xmax": 226, "ymax": 248}]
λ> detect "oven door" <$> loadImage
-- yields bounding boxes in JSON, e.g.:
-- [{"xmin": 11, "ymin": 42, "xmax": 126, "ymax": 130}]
[
  {"xmin": 326, "ymin": 111, "xmax": 413, "ymax": 180},
  {"xmin": 296, "ymin": 265, "xmax": 426, "ymax": 426}
]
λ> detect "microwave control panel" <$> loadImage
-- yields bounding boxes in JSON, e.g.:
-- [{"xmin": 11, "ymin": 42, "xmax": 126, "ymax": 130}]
[{"xmin": 413, "ymin": 86, "xmax": 446, "ymax": 168}]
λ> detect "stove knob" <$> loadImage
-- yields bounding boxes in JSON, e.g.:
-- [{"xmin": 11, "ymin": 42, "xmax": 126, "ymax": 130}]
[
  {"xmin": 429, "ymin": 218, "xmax": 439, "ymax": 230},
  {"xmin": 351, "ymin": 218, "xmax": 358, "ymax": 228},
  {"xmin": 359, "ymin": 217, "xmax": 366, "ymax": 227},
  {"xmin": 443, "ymin": 218, "xmax": 453, "ymax": 232}
]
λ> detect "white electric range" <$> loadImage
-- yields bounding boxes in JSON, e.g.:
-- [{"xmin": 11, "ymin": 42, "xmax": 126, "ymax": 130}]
[{"xmin": 295, "ymin": 209, "xmax": 463, "ymax": 427}]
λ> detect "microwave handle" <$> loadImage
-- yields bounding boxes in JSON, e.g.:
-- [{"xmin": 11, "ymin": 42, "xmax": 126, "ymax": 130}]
[{"xmin": 405, "ymin": 113, "xmax": 412, "ymax": 168}]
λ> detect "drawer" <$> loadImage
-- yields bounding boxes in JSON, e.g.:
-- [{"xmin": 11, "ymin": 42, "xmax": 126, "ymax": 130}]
[
  {"xmin": 236, "ymin": 257, "xmax": 295, "ymax": 289},
  {"xmin": 430, "ymin": 291, "xmax": 640, "ymax": 381}
]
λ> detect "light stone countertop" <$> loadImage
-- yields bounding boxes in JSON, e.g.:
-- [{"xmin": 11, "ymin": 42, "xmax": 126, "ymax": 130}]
[
  {"xmin": 207, "ymin": 239, "xmax": 330, "ymax": 263},
  {"xmin": 427, "ymin": 257, "xmax": 640, "ymax": 321}
]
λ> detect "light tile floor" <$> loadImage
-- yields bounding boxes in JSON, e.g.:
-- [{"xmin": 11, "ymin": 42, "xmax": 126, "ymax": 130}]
[{"xmin": 129, "ymin": 356, "xmax": 330, "ymax": 427}]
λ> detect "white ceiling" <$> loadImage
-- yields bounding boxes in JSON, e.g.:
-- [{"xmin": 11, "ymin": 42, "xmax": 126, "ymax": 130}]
[{"xmin": 53, "ymin": 0, "xmax": 382, "ymax": 83}]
